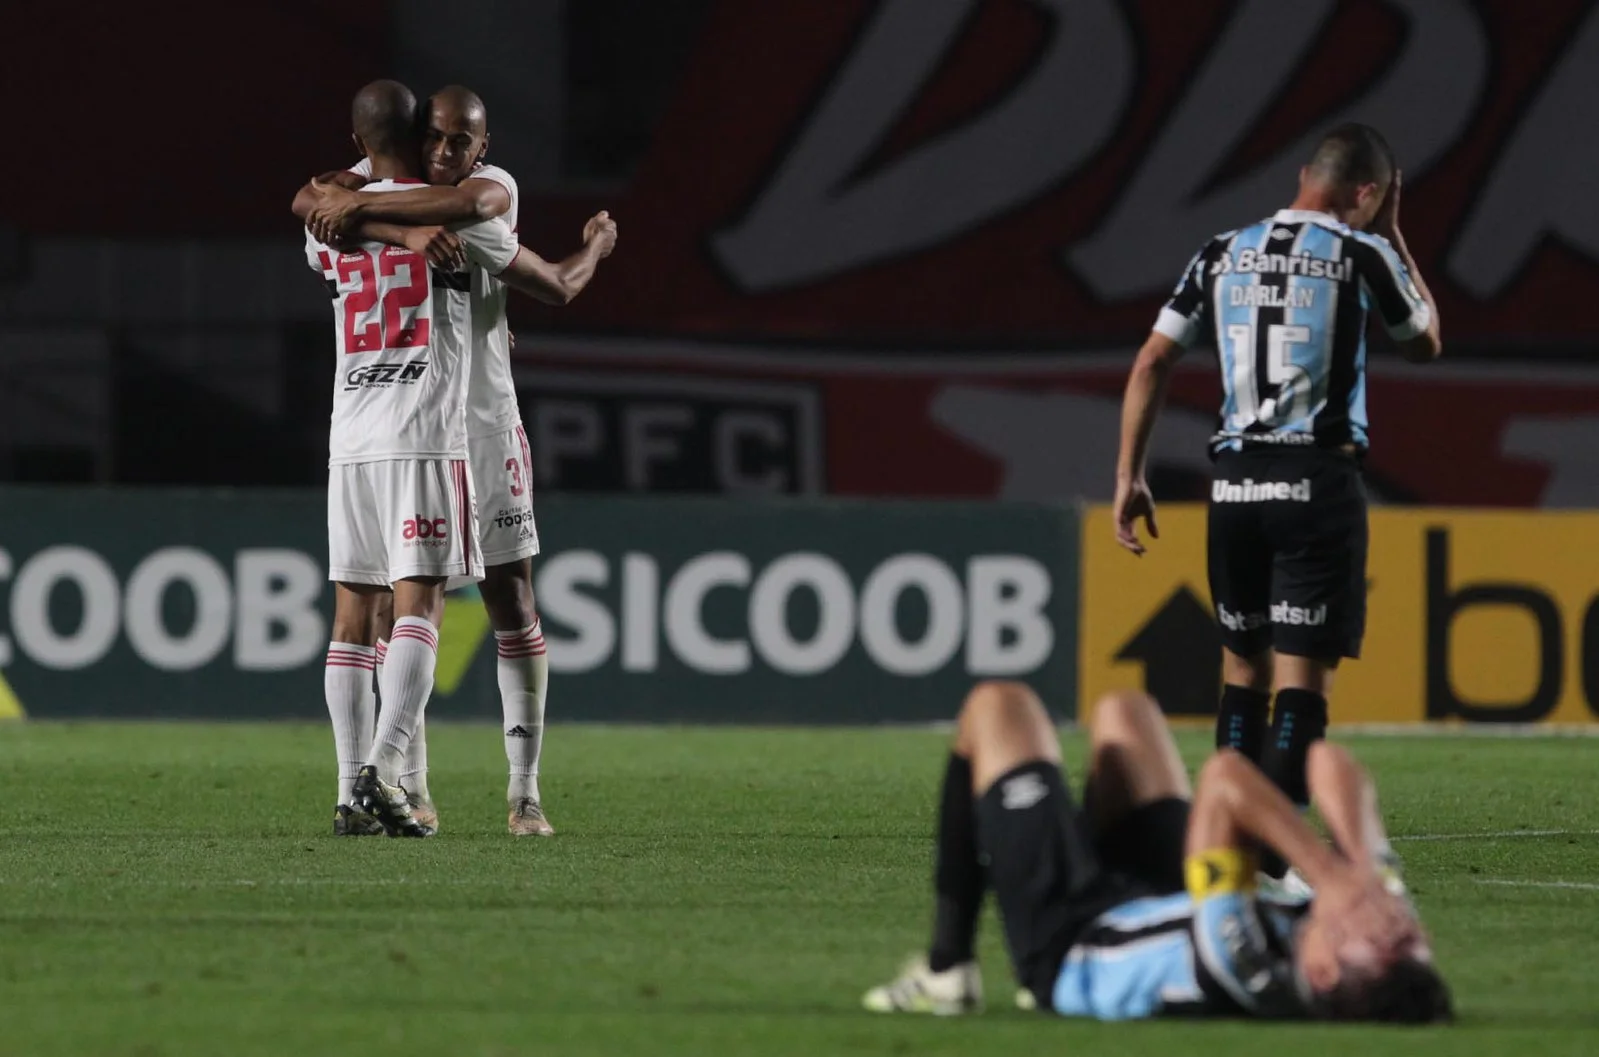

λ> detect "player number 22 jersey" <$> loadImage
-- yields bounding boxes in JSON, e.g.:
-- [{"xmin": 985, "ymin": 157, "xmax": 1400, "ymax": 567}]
[
  {"xmin": 305, "ymin": 178, "xmax": 519, "ymax": 465},
  {"xmin": 348, "ymin": 158, "xmax": 525, "ymax": 439}
]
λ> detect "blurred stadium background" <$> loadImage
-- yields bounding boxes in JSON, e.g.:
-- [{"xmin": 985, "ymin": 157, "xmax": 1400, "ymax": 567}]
[
  {"xmin": 3, "ymin": 0, "xmax": 1596, "ymax": 727},
  {"xmin": 3, "ymin": 5, "xmax": 1598, "ymax": 1053}
]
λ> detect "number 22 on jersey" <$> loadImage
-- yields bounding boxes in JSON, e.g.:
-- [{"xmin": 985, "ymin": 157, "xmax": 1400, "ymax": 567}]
[{"xmin": 322, "ymin": 248, "xmax": 431, "ymax": 354}]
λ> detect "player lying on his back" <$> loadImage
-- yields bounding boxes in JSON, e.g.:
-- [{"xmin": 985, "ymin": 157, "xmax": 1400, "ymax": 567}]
[
  {"xmin": 295, "ymin": 81, "xmax": 617, "ymax": 839},
  {"xmin": 864, "ymin": 682, "xmax": 1451, "ymax": 1023},
  {"xmin": 294, "ymin": 86, "xmax": 613, "ymax": 838}
]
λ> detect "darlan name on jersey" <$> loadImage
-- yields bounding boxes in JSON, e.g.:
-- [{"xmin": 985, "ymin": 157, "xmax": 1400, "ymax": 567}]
[
  {"xmin": 344, "ymin": 360, "xmax": 429, "ymax": 392},
  {"xmin": 1213, "ymin": 249, "xmax": 1353, "ymax": 281}
]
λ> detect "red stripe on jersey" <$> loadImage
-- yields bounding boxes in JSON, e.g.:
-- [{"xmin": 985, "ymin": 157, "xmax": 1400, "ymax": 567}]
[{"xmin": 494, "ymin": 246, "xmax": 524, "ymax": 278}]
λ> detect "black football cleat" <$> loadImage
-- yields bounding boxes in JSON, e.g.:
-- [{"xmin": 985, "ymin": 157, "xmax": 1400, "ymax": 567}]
[
  {"xmin": 352, "ymin": 765, "xmax": 436, "ymax": 838},
  {"xmin": 333, "ymin": 803, "xmax": 385, "ymax": 837}
]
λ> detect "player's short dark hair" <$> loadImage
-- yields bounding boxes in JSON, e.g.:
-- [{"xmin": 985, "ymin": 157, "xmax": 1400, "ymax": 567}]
[
  {"xmin": 1305, "ymin": 123, "xmax": 1395, "ymax": 189},
  {"xmin": 351, "ymin": 80, "xmax": 418, "ymax": 155},
  {"xmin": 1311, "ymin": 956, "xmax": 1454, "ymax": 1024},
  {"xmin": 431, "ymin": 84, "xmax": 487, "ymax": 130}
]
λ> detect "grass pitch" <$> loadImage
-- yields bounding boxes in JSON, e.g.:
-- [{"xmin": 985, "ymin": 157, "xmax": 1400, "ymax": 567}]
[{"xmin": 1, "ymin": 722, "xmax": 1596, "ymax": 1056}]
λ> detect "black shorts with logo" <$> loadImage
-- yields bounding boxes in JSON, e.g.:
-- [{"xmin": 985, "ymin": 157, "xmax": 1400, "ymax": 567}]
[
  {"xmin": 976, "ymin": 761, "xmax": 1191, "ymax": 1008},
  {"xmin": 1207, "ymin": 446, "xmax": 1368, "ymax": 660}
]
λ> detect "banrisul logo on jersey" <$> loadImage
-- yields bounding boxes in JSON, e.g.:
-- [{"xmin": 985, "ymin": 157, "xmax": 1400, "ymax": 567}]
[{"xmin": 431, "ymin": 497, "xmax": 1078, "ymax": 723}]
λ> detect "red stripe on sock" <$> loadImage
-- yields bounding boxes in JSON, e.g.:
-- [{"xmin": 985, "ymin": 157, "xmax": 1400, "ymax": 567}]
[
  {"xmin": 326, "ymin": 653, "xmax": 376, "ymax": 668},
  {"xmin": 391, "ymin": 628, "xmax": 438, "ymax": 650}
]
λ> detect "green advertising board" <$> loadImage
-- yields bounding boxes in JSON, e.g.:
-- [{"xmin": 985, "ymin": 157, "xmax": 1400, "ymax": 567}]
[{"xmin": 0, "ymin": 489, "xmax": 1078, "ymax": 723}]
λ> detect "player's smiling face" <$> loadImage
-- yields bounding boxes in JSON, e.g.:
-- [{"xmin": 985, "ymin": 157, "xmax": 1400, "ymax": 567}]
[{"xmin": 424, "ymin": 105, "xmax": 487, "ymax": 186}]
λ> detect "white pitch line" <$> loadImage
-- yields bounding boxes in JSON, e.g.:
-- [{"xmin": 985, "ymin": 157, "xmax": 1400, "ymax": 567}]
[
  {"xmin": 1391, "ymin": 829, "xmax": 1598, "ymax": 843},
  {"xmin": 1473, "ymin": 879, "xmax": 1599, "ymax": 891}
]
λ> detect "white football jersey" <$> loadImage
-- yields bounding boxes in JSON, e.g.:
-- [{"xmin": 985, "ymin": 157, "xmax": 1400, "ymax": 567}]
[
  {"xmin": 306, "ymin": 177, "xmax": 519, "ymax": 465},
  {"xmin": 463, "ymin": 164, "xmax": 522, "ymax": 438},
  {"xmin": 349, "ymin": 157, "xmax": 525, "ymax": 438}
]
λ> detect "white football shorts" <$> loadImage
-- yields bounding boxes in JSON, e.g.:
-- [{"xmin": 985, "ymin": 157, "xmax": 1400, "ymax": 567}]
[
  {"xmin": 470, "ymin": 423, "xmax": 541, "ymax": 567},
  {"xmin": 327, "ymin": 457, "xmax": 484, "ymax": 586}
]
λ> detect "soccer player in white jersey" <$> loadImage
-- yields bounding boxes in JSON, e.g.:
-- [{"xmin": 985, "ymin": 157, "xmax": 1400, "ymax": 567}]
[
  {"xmin": 305, "ymin": 81, "xmax": 517, "ymax": 837},
  {"xmin": 297, "ymin": 84, "xmax": 618, "ymax": 837}
]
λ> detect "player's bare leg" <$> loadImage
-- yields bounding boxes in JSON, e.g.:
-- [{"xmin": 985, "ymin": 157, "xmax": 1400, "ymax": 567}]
[
  {"xmin": 1082, "ymin": 689, "xmax": 1191, "ymax": 834},
  {"xmin": 354, "ymin": 577, "xmax": 447, "ymax": 837},
  {"xmin": 327, "ymin": 583, "xmax": 385, "ymax": 836},
  {"xmin": 867, "ymin": 681, "xmax": 1061, "ymax": 1015},
  {"xmin": 480, "ymin": 558, "xmax": 553, "ymax": 836}
]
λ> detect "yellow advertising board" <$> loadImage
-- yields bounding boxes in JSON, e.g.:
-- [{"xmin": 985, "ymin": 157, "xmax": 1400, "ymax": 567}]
[{"xmin": 1080, "ymin": 506, "xmax": 1599, "ymax": 726}]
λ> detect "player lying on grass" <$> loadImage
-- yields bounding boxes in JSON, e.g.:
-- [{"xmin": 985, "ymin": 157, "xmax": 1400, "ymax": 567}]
[{"xmin": 864, "ymin": 682, "xmax": 1451, "ymax": 1022}]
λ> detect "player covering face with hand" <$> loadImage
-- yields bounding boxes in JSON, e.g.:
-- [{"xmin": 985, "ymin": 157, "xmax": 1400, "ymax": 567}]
[{"xmin": 864, "ymin": 682, "xmax": 1451, "ymax": 1023}]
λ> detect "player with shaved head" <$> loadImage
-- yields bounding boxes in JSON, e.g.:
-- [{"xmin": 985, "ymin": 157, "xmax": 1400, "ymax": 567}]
[{"xmin": 296, "ymin": 85, "xmax": 618, "ymax": 837}]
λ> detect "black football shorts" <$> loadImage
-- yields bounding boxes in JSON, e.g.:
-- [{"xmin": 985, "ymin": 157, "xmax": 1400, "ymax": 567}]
[{"xmin": 1206, "ymin": 447, "xmax": 1368, "ymax": 660}]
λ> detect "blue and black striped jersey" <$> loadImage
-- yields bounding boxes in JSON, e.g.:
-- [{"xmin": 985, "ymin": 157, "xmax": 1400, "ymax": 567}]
[
  {"xmin": 1049, "ymin": 891, "xmax": 1310, "ymax": 1021},
  {"xmin": 1154, "ymin": 210, "xmax": 1431, "ymax": 454}
]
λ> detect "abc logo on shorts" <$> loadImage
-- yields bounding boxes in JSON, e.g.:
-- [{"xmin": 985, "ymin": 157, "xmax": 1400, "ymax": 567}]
[{"xmin": 402, "ymin": 516, "xmax": 448, "ymax": 543}]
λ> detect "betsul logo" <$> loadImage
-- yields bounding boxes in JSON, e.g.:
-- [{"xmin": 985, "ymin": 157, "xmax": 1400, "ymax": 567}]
[{"xmin": 402, "ymin": 515, "xmax": 448, "ymax": 547}]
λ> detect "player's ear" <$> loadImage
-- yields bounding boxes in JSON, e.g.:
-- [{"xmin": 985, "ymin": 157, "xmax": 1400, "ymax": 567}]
[
  {"xmin": 351, "ymin": 133, "xmax": 366, "ymax": 158},
  {"xmin": 477, "ymin": 133, "xmax": 490, "ymax": 166}
]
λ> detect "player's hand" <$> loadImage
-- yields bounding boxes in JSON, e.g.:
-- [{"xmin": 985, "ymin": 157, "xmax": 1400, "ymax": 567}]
[
  {"xmin": 403, "ymin": 226, "xmax": 467, "ymax": 270},
  {"xmin": 584, "ymin": 211, "xmax": 618, "ymax": 258},
  {"xmin": 1317, "ymin": 870, "xmax": 1420, "ymax": 962},
  {"xmin": 1371, "ymin": 169, "xmax": 1402, "ymax": 241},
  {"xmin": 306, "ymin": 179, "xmax": 365, "ymax": 243},
  {"xmin": 1113, "ymin": 477, "xmax": 1159, "ymax": 556}
]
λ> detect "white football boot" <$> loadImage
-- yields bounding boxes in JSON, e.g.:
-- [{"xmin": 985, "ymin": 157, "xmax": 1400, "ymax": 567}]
[{"xmin": 862, "ymin": 955, "xmax": 982, "ymax": 1015}]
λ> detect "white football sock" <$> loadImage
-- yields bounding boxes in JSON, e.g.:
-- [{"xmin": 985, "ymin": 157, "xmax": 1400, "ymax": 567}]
[
  {"xmin": 324, "ymin": 642, "xmax": 376, "ymax": 804},
  {"xmin": 401, "ymin": 718, "xmax": 431, "ymax": 801},
  {"xmin": 384, "ymin": 635, "xmax": 432, "ymax": 799},
  {"xmin": 497, "ymin": 620, "xmax": 547, "ymax": 803},
  {"xmin": 369, "ymin": 616, "xmax": 439, "ymax": 784}
]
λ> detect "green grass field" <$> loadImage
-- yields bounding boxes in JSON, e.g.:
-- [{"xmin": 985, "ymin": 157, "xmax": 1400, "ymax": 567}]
[{"xmin": 1, "ymin": 722, "xmax": 1595, "ymax": 1057}]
